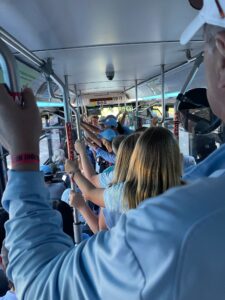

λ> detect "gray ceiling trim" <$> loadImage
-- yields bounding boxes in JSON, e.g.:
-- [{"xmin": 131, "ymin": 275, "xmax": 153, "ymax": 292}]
[{"xmin": 12, "ymin": 39, "xmax": 204, "ymax": 55}]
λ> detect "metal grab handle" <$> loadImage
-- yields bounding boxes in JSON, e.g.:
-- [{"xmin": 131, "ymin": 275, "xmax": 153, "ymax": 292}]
[
  {"xmin": 0, "ymin": 38, "xmax": 20, "ymax": 92},
  {"xmin": 158, "ymin": 64, "xmax": 165, "ymax": 125},
  {"xmin": 64, "ymin": 75, "xmax": 82, "ymax": 245}
]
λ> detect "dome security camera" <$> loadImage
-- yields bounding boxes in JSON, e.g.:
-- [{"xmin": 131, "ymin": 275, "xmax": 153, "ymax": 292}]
[
  {"xmin": 105, "ymin": 64, "xmax": 115, "ymax": 80},
  {"xmin": 106, "ymin": 70, "xmax": 115, "ymax": 81}
]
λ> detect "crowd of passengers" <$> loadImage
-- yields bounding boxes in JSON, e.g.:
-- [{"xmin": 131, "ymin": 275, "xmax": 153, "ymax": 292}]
[
  {"xmin": 0, "ymin": 108, "xmax": 217, "ymax": 299},
  {"xmin": 2, "ymin": 2, "xmax": 225, "ymax": 299}
]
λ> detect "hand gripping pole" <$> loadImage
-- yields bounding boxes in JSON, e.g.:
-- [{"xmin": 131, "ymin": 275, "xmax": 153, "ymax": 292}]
[{"xmin": 64, "ymin": 75, "xmax": 82, "ymax": 244}]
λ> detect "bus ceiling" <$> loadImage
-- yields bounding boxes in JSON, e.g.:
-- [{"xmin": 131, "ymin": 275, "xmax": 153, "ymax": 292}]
[{"xmin": 0, "ymin": 0, "xmax": 204, "ymax": 100}]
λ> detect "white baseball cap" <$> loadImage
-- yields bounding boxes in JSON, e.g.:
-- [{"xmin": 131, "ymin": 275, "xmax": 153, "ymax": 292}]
[{"xmin": 180, "ymin": 0, "xmax": 225, "ymax": 45}]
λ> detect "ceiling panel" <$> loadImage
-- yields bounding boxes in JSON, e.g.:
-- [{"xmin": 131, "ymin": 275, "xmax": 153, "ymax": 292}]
[{"xmin": 0, "ymin": 0, "xmax": 204, "ymax": 95}]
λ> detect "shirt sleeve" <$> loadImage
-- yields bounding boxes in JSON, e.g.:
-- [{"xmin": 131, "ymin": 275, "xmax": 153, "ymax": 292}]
[
  {"xmin": 98, "ymin": 170, "xmax": 114, "ymax": 188},
  {"xmin": 2, "ymin": 171, "xmax": 144, "ymax": 300},
  {"xmin": 95, "ymin": 148, "xmax": 116, "ymax": 164},
  {"xmin": 103, "ymin": 183, "xmax": 125, "ymax": 212}
]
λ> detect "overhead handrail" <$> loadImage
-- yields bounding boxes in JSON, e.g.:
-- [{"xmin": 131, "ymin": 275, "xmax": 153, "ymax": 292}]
[
  {"xmin": 124, "ymin": 52, "xmax": 204, "ymax": 93},
  {"xmin": 0, "ymin": 27, "xmax": 44, "ymax": 67},
  {"xmin": 0, "ymin": 27, "xmax": 76, "ymax": 97},
  {"xmin": 0, "ymin": 38, "xmax": 20, "ymax": 92}
]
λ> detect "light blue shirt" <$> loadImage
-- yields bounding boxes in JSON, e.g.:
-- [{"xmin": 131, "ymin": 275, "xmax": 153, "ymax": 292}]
[
  {"xmin": 95, "ymin": 149, "xmax": 116, "ymax": 164},
  {"xmin": 3, "ymin": 170, "xmax": 225, "ymax": 300},
  {"xmin": 0, "ymin": 291, "xmax": 18, "ymax": 300},
  {"xmin": 183, "ymin": 144, "xmax": 225, "ymax": 180},
  {"xmin": 98, "ymin": 170, "xmax": 114, "ymax": 188},
  {"xmin": 102, "ymin": 208, "xmax": 122, "ymax": 229},
  {"xmin": 102, "ymin": 165, "xmax": 115, "ymax": 174},
  {"xmin": 182, "ymin": 155, "xmax": 196, "ymax": 172},
  {"xmin": 103, "ymin": 182, "xmax": 126, "ymax": 212}
]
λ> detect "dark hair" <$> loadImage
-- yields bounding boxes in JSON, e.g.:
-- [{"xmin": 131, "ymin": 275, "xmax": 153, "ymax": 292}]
[
  {"xmin": 52, "ymin": 200, "xmax": 74, "ymax": 242},
  {"xmin": 116, "ymin": 122, "xmax": 126, "ymax": 134},
  {"xmin": 135, "ymin": 127, "xmax": 147, "ymax": 133},
  {"xmin": 112, "ymin": 135, "xmax": 126, "ymax": 154},
  {"xmin": 0, "ymin": 208, "xmax": 9, "ymax": 250}
]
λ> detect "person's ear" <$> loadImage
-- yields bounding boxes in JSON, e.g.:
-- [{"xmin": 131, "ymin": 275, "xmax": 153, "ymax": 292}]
[
  {"xmin": 215, "ymin": 32, "xmax": 225, "ymax": 57},
  {"xmin": 215, "ymin": 32, "xmax": 225, "ymax": 88}
]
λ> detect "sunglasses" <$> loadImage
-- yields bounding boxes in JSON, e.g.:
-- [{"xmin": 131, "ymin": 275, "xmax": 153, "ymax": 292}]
[{"xmin": 189, "ymin": 0, "xmax": 225, "ymax": 18}]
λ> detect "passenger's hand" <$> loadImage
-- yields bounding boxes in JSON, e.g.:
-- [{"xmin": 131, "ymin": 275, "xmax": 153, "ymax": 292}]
[
  {"xmin": 74, "ymin": 140, "xmax": 85, "ymax": 154},
  {"xmin": 69, "ymin": 190, "xmax": 86, "ymax": 210},
  {"xmin": 0, "ymin": 85, "xmax": 42, "ymax": 155},
  {"xmin": 65, "ymin": 159, "xmax": 80, "ymax": 175}
]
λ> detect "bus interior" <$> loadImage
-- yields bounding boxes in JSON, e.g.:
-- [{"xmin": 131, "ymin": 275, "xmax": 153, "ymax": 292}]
[{"xmin": 0, "ymin": 0, "xmax": 223, "ymax": 243}]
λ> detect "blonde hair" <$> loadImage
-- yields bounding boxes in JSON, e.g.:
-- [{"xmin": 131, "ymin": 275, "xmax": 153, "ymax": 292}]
[
  {"xmin": 123, "ymin": 127, "xmax": 182, "ymax": 209},
  {"xmin": 110, "ymin": 133, "xmax": 140, "ymax": 185}
]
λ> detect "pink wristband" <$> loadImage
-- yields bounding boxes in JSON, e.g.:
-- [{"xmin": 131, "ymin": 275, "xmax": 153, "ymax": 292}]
[{"xmin": 11, "ymin": 153, "xmax": 40, "ymax": 167}]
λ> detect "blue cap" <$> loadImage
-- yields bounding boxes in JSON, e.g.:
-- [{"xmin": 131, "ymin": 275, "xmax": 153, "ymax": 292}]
[
  {"xmin": 103, "ymin": 117, "xmax": 118, "ymax": 128},
  {"xmin": 98, "ymin": 129, "xmax": 118, "ymax": 142},
  {"xmin": 40, "ymin": 164, "xmax": 53, "ymax": 175}
]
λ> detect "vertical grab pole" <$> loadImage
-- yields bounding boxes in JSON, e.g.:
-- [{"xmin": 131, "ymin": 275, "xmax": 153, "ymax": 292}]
[
  {"xmin": 73, "ymin": 84, "xmax": 82, "ymax": 140},
  {"xmin": 135, "ymin": 79, "xmax": 138, "ymax": 129},
  {"xmin": 158, "ymin": 64, "xmax": 165, "ymax": 125},
  {"xmin": 0, "ymin": 39, "xmax": 21, "ymax": 186},
  {"xmin": 64, "ymin": 75, "xmax": 82, "ymax": 244}
]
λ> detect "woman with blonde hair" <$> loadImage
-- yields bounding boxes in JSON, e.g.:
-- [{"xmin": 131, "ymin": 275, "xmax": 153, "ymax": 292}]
[
  {"xmin": 123, "ymin": 126, "xmax": 183, "ymax": 210},
  {"xmin": 100, "ymin": 126, "xmax": 183, "ymax": 214}
]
